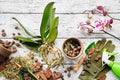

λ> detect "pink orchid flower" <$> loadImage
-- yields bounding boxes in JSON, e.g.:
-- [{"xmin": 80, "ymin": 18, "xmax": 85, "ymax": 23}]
[
  {"xmin": 96, "ymin": 6, "xmax": 107, "ymax": 16},
  {"xmin": 95, "ymin": 18, "xmax": 113, "ymax": 31},
  {"xmin": 86, "ymin": 19, "xmax": 91, "ymax": 25},
  {"xmin": 97, "ymin": 6, "xmax": 104, "ymax": 11},
  {"xmin": 78, "ymin": 22, "xmax": 85, "ymax": 30},
  {"xmin": 86, "ymin": 27, "xmax": 93, "ymax": 34},
  {"xmin": 78, "ymin": 22, "xmax": 93, "ymax": 34}
]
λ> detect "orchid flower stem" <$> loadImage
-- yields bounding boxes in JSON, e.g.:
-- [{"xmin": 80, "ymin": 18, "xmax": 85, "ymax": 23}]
[
  {"xmin": 83, "ymin": 9, "xmax": 120, "ymax": 21},
  {"xmin": 107, "ymin": 14, "xmax": 120, "ymax": 21},
  {"xmin": 103, "ymin": 30, "xmax": 120, "ymax": 41},
  {"xmin": 89, "ymin": 24, "xmax": 120, "ymax": 41}
]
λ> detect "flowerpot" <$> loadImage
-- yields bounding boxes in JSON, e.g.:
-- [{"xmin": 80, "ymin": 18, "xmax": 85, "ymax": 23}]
[
  {"xmin": 62, "ymin": 38, "xmax": 84, "ymax": 59},
  {"xmin": 0, "ymin": 44, "xmax": 11, "ymax": 62}
]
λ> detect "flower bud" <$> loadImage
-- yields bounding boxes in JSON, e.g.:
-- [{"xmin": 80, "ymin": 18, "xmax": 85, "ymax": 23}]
[
  {"xmin": 109, "ymin": 19, "xmax": 113, "ymax": 24},
  {"xmin": 86, "ymin": 20, "xmax": 91, "ymax": 25},
  {"xmin": 97, "ymin": 6, "xmax": 104, "ymax": 10}
]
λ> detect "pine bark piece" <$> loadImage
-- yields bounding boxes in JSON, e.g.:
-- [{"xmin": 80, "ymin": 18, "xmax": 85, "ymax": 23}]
[
  {"xmin": 36, "ymin": 70, "xmax": 47, "ymax": 80},
  {"xmin": 98, "ymin": 74, "xmax": 106, "ymax": 80},
  {"xmin": 53, "ymin": 71, "xmax": 63, "ymax": 79},
  {"xmin": 44, "ymin": 69, "xmax": 52, "ymax": 78}
]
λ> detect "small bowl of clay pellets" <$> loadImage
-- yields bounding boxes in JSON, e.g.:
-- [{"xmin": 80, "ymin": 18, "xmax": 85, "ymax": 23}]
[{"xmin": 62, "ymin": 37, "xmax": 84, "ymax": 59}]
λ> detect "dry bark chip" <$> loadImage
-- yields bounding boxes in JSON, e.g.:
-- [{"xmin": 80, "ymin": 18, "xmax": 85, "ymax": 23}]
[
  {"xmin": 94, "ymin": 57, "xmax": 99, "ymax": 62},
  {"xmin": 17, "ymin": 33, "xmax": 21, "ymax": 35},
  {"xmin": 97, "ymin": 55, "xmax": 101, "ymax": 59},
  {"xmin": 64, "ymin": 70, "xmax": 67, "ymax": 73},
  {"xmin": 94, "ymin": 70, "xmax": 97, "ymax": 74},
  {"xmin": 53, "ymin": 71, "xmax": 62, "ymax": 79},
  {"xmin": 15, "ymin": 26, "xmax": 19, "ymax": 29},
  {"xmin": 16, "ymin": 43, "xmax": 20, "ymax": 47},
  {"xmin": 44, "ymin": 69, "xmax": 52, "ymax": 78},
  {"xmin": 12, "ymin": 33, "xmax": 15, "ymax": 36},
  {"xmin": 0, "ymin": 39, "xmax": 3, "ymax": 44},
  {"xmin": 36, "ymin": 70, "xmax": 47, "ymax": 80},
  {"xmin": 10, "ymin": 47, "xmax": 17, "ymax": 53},
  {"xmin": 80, "ymin": 71, "xmax": 85, "ymax": 76},
  {"xmin": 88, "ymin": 47, "xmax": 95, "ymax": 55},
  {"xmin": 35, "ymin": 58, "xmax": 38, "ymax": 63},
  {"xmin": 1, "ymin": 29, "xmax": 5, "ymax": 32},
  {"xmin": 87, "ymin": 64, "xmax": 91, "ymax": 68},
  {"xmin": 67, "ymin": 72, "xmax": 71, "ymax": 77},
  {"xmin": 98, "ymin": 74, "xmax": 106, "ymax": 80},
  {"xmin": 2, "ymin": 32, "xmax": 6, "ymax": 37}
]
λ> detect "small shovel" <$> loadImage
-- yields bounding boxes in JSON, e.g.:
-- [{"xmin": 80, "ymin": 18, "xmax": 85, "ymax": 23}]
[{"xmin": 73, "ymin": 42, "xmax": 95, "ymax": 72}]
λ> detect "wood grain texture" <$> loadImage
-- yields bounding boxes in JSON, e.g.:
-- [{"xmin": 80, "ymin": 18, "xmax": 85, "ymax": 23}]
[
  {"xmin": 0, "ymin": 14, "xmax": 120, "ymax": 38},
  {"xmin": 0, "ymin": 0, "xmax": 120, "ymax": 14},
  {"xmin": 0, "ymin": 0, "xmax": 120, "ymax": 80}
]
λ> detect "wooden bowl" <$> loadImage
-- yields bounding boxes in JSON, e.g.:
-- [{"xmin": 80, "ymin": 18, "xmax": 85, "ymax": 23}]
[{"xmin": 62, "ymin": 38, "xmax": 83, "ymax": 59}]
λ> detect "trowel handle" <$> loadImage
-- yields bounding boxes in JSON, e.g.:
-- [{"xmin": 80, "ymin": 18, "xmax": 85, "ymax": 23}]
[{"xmin": 74, "ymin": 54, "xmax": 87, "ymax": 72}]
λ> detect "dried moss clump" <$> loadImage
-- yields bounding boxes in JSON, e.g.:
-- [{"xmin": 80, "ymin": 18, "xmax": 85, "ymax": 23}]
[{"xmin": 2, "ymin": 56, "xmax": 34, "ymax": 80}]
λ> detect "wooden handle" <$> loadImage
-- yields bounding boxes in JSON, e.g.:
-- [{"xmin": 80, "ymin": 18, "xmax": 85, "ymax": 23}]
[{"xmin": 73, "ymin": 54, "xmax": 87, "ymax": 72}]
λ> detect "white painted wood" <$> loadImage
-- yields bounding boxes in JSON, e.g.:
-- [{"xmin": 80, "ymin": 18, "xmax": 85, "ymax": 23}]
[
  {"xmin": 0, "ymin": 0, "xmax": 120, "ymax": 80},
  {"xmin": 0, "ymin": 0, "xmax": 120, "ymax": 13},
  {"xmin": 0, "ymin": 14, "xmax": 120, "ymax": 38}
]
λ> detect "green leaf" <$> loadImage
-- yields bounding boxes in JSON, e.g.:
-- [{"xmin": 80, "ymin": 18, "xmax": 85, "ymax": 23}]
[
  {"xmin": 47, "ymin": 17, "xmax": 59, "ymax": 42},
  {"xmin": 14, "ymin": 36, "xmax": 42, "ymax": 50},
  {"xmin": 22, "ymin": 42, "xmax": 41, "ymax": 50},
  {"xmin": 14, "ymin": 36, "xmax": 35, "ymax": 42},
  {"xmin": 40, "ymin": 2, "xmax": 54, "ymax": 41},
  {"xmin": 49, "ymin": 8, "xmax": 56, "ymax": 28},
  {"xmin": 12, "ymin": 17, "xmax": 34, "ymax": 37},
  {"xmin": 44, "ymin": 8, "xmax": 56, "ymax": 41}
]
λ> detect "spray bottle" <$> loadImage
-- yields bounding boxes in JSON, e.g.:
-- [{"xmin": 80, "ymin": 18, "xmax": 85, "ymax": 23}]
[{"xmin": 102, "ymin": 49, "xmax": 120, "ymax": 77}]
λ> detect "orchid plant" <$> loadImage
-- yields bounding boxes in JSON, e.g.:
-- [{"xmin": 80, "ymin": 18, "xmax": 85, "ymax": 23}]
[
  {"xmin": 78, "ymin": 6, "xmax": 120, "ymax": 41},
  {"xmin": 12, "ymin": 2, "xmax": 64, "ymax": 69}
]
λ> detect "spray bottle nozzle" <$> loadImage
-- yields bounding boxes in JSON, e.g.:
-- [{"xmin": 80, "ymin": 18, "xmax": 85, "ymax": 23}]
[{"xmin": 102, "ymin": 49, "xmax": 118, "ymax": 66}]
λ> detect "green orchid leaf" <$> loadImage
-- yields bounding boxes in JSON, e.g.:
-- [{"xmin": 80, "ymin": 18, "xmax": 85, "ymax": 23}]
[
  {"xmin": 40, "ymin": 2, "xmax": 54, "ymax": 41},
  {"xmin": 48, "ymin": 8, "xmax": 56, "ymax": 34},
  {"xmin": 33, "ymin": 36, "xmax": 41, "ymax": 38},
  {"xmin": 22, "ymin": 42, "xmax": 41, "ymax": 50},
  {"xmin": 44, "ymin": 8, "xmax": 56, "ymax": 40},
  {"xmin": 47, "ymin": 17, "xmax": 59, "ymax": 42},
  {"xmin": 12, "ymin": 17, "xmax": 35, "ymax": 37},
  {"xmin": 14, "ymin": 36, "xmax": 35, "ymax": 42},
  {"xmin": 45, "ymin": 29, "xmax": 49, "ymax": 38},
  {"xmin": 14, "ymin": 36, "xmax": 42, "ymax": 50},
  {"xmin": 34, "ymin": 39, "xmax": 43, "ymax": 43},
  {"xmin": 49, "ymin": 8, "xmax": 56, "ymax": 28}
]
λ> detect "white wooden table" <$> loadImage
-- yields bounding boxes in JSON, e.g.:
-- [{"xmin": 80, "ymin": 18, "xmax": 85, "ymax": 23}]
[{"xmin": 0, "ymin": 0, "xmax": 120, "ymax": 80}]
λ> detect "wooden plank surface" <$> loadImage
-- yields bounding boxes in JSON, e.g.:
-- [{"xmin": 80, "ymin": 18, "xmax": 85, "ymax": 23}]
[
  {"xmin": 0, "ymin": 0, "xmax": 120, "ymax": 13},
  {"xmin": 0, "ymin": 14, "xmax": 120, "ymax": 38},
  {"xmin": 0, "ymin": 0, "xmax": 120, "ymax": 80}
]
